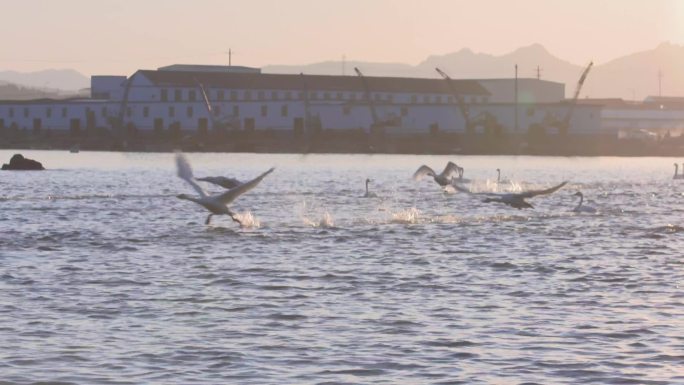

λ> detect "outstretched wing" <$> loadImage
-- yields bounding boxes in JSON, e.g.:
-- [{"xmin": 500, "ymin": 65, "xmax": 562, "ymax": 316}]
[
  {"xmin": 441, "ymin": 161, "xmax": 460, "ymax": 179},
  {"xmin": 197, "ymin": 176, "xmax": 242, "ymax": 189},
  {"xmin": 175, "ymin": 152, "xmax": 207, "ymax": 198},
  {"xmin": 217, "ymin": 167, "xmax": 275, "ymax": 205},
  {"xmin": 519, "ymin": 181, "xmax": 568, "ymax": 199},
  {"xmin": 413, "ymin": 165, "xmax": 436, "ymax": 181}
]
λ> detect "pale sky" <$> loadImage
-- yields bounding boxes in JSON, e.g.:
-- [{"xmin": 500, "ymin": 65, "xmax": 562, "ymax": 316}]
[{"xmin": 1, "ymin": 0, "xmax": 682, "ymax": 76}]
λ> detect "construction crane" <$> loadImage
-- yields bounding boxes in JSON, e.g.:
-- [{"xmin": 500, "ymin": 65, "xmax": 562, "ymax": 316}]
[
  {"xmin": 436, "ymin": 67, "xmax": 472, "ymax": 132},
  {"xmin": 545, "ymin": 61, "xmax": 593, "ymax": 135},
  {"xmin": 354, "ymin": 67, "xmax": 399, "ymax": 133},
  {"xmin": 436, "ymin": 67, "xmax": 501, "ymax": 135}
]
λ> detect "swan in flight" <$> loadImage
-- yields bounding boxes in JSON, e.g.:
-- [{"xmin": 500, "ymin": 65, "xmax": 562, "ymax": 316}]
[
  {"xmin": 413, "ymin": 161, "xmax": 461, "ymax": 188},
  {"xmin": 453, "ymin": 181, "xmax": 568, "ymax": 209},
  {"xmin": 175, "ymin": 153, "xmax": 274, "ymax": 225},
  {"xmin": 572, "ymin": 191, "xmax": 597, "ymax": 213},
  {"xmin": 363, "ymin": 178, "xmax": 378, "ymax": 198},
  {"xmin": 196, "ymin": 176, "xmax": 242, "ymax": 189},
  {"xmin": 674, "ymin": 163, "xmax": 684, "ymax": 180}
]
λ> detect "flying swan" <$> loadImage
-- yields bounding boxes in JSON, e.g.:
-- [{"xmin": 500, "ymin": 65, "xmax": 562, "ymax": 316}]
[
  {"xmin": 413, "ymin": 161, "xmax": 461, "ymax": 188},
  {"xmin": 453, "ymin": 181, "xmax": 568, "ymax": 209},
  {"xmin": 196, "ymin": 176, "xmax": 242, "ymax": 189},
  {"xmin": 175, "ymin": 152, "xmax": 274, "ymax": 225}
]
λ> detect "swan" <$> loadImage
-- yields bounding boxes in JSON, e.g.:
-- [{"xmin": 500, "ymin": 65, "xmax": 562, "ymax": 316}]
[
  {"xmin": 413, "ymin": 161, "xmax": 461, "ymax": 188},
  {"xmin": 675, "ymin": 163, "xmax": 684, "ymax": 180},
  {"xmin": 175, "ymin": 153, "xmax": 274, "ymax": 225},
  {"xmin": 453, "ymin": 181, "xmax": 568, "ymax": 209},
  {"xmin": 363, "ymin": 178, "xmax": 378, "ymax": 198},
  {"xmin": 496, "ymin": 168, "xmax": 511, "ymax": 183},
  {"xmin": 572, "ymin": 191, "xmax": 597, "ymax": 213},
  {"xmin": 196, "ymin": 176, "xmax": 242, "ymax": 189}
]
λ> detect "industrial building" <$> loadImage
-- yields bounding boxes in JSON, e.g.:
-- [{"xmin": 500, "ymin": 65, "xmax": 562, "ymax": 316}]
[{"xmin": 0, "ymin": 63, "xmax": 680, "ymax": 140}]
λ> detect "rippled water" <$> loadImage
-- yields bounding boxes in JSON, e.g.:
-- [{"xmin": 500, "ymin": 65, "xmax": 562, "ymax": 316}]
[{"xmin": 1, "ymin": 150, "xmax": 684, "ymax": 384}]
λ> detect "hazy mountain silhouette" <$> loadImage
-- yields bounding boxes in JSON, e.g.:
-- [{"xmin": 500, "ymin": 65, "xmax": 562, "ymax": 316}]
[
  {"xmin": 264, "ymin": 43, "xmax": 684, "ymax": 100},
  {"xmin": 0, "ymin": 69, "xmax": 89, "ymax": 91}
]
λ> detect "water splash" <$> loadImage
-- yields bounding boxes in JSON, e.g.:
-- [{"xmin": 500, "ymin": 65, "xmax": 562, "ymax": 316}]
[
  {"xmin": 391, "ymin": 207, "xmax": 420, "ymax": 224},
  {"xmin": 234, "ymin": 211, "xmax": 260, "ymax": 228}
]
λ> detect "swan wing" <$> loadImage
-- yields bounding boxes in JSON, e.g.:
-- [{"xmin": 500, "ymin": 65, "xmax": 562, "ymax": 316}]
[
  {"xmin": 441, "ymin": 161, "xmax": 460, "ymax": 179},
  {"xmin": 175, "ymin": 152, "xmax": 207, "ymax": 198},
  {"xmin": 216, "ymin": 167, "xmax": 275, "ymax": 205},
  {"xmin": 197, "ymin": 176, "xmax": 242, "ymax": 189},
  {"xmin": 413, "ymin": 165, "xmax": 436, "ymax": 181},
  {"xmin": 519, "ymin": 181, "xmax": 568, "ymax": 199}
]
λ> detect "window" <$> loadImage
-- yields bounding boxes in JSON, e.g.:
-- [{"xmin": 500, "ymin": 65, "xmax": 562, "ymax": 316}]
[
  {"xmin": 271, "ymin": 91, "xmax": 278, "ymax": 100},
  {"xmin": 23, "ymin": 108, "xmax": 29, "ymax": 118},
  {"xmin": 281, "ymin": 105, "xmax": 288, "ymax": 117},
  {"xmin": 258, "ymin": 91, "xmax": 264, "ymax": 100},
  {"xmin": 9, "ymin": 108, "xmax": 14, "ymax": 118},
  {"xmin": 411, "ymin": 95, "xmax": 417, "ymax": 103},
  {"xmin": 261, "ymin": 105, "xmax": 267, "ymax": 117},
  {"xmin": 169, "ymin": 106, "xmax": 175, "ymax": 117},
  {"xmin": 102, "ymin": 107, "xmax": 108, "ymax": 117},
  {"xmin": 161, "ymin": 89, "xmax": 168, "ymax": 102},
  {"xmin": 244, "ymin": 91, "xmax": 251, "ymax": 100},
  {"xmin": 423, "ymin": 95, "xmax": 430, "ymax": 103},
  {"xmin": 188, "ymin": 90, "xmax": 196, "ymax": 102},
  {"xmin": 343, "ymin": 105, "xmax": 351, "ymax": 115},
  {"xmin": 214, "ymin": 106, "xmax": 221, "ymax": 116},
  {"xmin": 387, "ymin": 95, "xmax": 394, "ymax": 103},
  {"xmin": 285, "ymin": 91, "xmax": 292, "ymax": 100},
  {"xmin": 309, "ymin": 92, "xmax": 317, "ymax": 100},
  {"xmin": 143, "ymin": 106, "xmax": 149, "ymax": 118},
  {"xmin": 401, "ymin": 106, "xmax": 408, "ymax": 116},
  {"xmin": 187, "ymin": 106, "xmax": 193, "ymax": 118},
  {"xmin": 374, "ymin": 94, "xmax": 381, "ymax": 102},
  {"xmin": 174, "ymin": 89, "xmax": 182, "ymax": 102},
  {"xmin": 448, "ymin": 96, "xmax": 455, "ymax": 104},
  {"xmin": 231, "ymin": 91, "xmax": 238, "ymax": 101},
  {"xmin": 298, "ymin": 92, "xmax": 304, "ymax": 100},
  {"xmin": 46, "ymin": 108, "xmax": 52, "ymax": 118},
  {"xmin": 217, "ymin": 90, "xmax": 224, "ymax": 101},
  {"xmin": 62, "ymin": 107, "xmax": 67, "ymax": 117},
  {"xmin": 324, "ymin": 92, "xmax": 330, "ymax": 100},
  {"xmin": 350, "ymin": 93, "xmax": 356, "ymax": 101},
  {"xmin": 233, "ymin": 105, "xmax": 239, "ymax": 117},
  {"xmin": 336, "ymin": 92, "xmax": 343, "ymax": 100}
]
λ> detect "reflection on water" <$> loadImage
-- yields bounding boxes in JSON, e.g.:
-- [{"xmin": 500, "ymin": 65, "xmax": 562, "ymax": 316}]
[{"xmin": 1, "ymin": 150, "xmax": 683, "ymax": 384}]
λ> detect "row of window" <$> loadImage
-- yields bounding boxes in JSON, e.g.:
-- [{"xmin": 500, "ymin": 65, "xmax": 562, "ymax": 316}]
[{"xmin": 159, "ymin": 88, "xmax": 489, "ymax": 105}]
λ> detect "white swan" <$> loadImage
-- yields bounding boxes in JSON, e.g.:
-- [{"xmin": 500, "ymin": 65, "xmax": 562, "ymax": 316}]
[
  {"xmin": 453, "ymin": 181, "xmax": 568, "ymax": 209},
  {"xmin": 175, "ymin": 153, "xmax": 274, "ymax": 225},
  {"xmin": 413, "ymin": 161, "xmax": 461, "ymax": 188},
  {"xmin": 196, "ymin": 176, "xmax": 242, "ymax": 189},
  {"xmin": 675, "ymin": 163, "xmax": 684, "ymax": 180},
  {"xmin": 363, "ymin": 178, "xmax": 378, "ymax": 198},
  {"xmin": 496, "ymin": 168, "xmax": 511, "ymax": 183},
  {"xmin": 572, "ymin": 191, "xmax": 597, "ymax": 213}
]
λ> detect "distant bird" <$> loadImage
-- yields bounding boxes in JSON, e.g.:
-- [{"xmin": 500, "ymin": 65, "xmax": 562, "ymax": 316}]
[
  {"xmin": 413, "ymin": 161, "xmax": 461, "ymax": 188},
  {"xmin": 363, "ymin": 178, "xmax": 378, "ymax": 198},
  {"xmin": 675, "ymin": 163, "xmax": 684, "ymax": 180},
  {"xmin": 175, "ymin": 153, "xmax": 274, "ymax": 225},
  {"xmin": 495, "ymin": 168, "xmax": 511, "ymax": 183},
  {"xmin": 197, "ymin": 176, "xmax": 242, "ymax": 189},
  {"xmin": 453, "ymin": 181, "xmax": 568, "ymax": 209},
  {"xmin": 572, "ymin": 191, "xmax": 597, "ymax": 213}
]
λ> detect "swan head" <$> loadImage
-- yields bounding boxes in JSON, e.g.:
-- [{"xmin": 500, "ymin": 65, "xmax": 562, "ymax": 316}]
[
  {"xmin": 366, "ymin": 178, "xmax": 372, "ymax": 183},
  {"xmin": 573, "ymin": 191, "xmax": 583, "ymax": 197},
  {"xmin": 176, "ymin": 193, "xmax": 192, "ymax": 200}
]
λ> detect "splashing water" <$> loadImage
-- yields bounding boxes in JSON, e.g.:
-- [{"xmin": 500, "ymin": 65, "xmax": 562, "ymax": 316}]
[
  {"xmin": 319, "ymin": 211, "xmax": 335, "ymax": 228},
  {"xmin": 234, "ymin": 211, "xmax": 260, "ymax": 228},
  {"xmin": 391, "ymin": 207, "xmax": 420, "ymax": 224}
]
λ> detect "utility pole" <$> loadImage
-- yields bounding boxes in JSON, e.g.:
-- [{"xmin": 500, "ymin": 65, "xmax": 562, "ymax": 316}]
[
  {"xmin": 229, "ymin": 48, "xmax": 232, "ymax": 66},
  {"xmin": 514, "ymin": 64, "xmax": 518, "ymax": 132},
  {"xmin": 658, "ymin": 69, "xmax": 663, "ymax": 97},
  {"xmin": 342, "ymin": 54, "xmax": 346, "ymax": 76}
]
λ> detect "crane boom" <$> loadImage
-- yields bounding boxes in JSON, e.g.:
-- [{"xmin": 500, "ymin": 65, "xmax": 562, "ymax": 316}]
[
  {"xmin": 354, "ymin": 67, "xmax": 380, "ymax": 128},
  {"xmin": 436, "ymin": 67, "xmax": 471, "ymax": 130},
  {"xmin": 561, "ymin": 61, "xmax": 593, "ymax": 128}
]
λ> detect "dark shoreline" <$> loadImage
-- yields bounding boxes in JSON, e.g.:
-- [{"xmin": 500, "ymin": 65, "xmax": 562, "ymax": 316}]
[{"xmin": 2, "ymin": 129, "xmax": 684, "ymax": 157}]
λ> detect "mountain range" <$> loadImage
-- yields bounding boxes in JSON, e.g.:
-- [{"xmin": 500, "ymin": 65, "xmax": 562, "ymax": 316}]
[{"xmin": 2, "ymin": 43, "xmax": 683, "ymax": 101}]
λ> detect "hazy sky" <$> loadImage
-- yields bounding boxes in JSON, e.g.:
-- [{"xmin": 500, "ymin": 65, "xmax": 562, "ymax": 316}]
[{"xmin": 1, "ymin": 0, "xmax": 682, "ymax": 76}]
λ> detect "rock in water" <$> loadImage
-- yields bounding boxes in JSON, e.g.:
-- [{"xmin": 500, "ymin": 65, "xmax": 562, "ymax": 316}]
[{"xmin": 1, "ymin": 154, "xmax": 45, "ymax": 170}]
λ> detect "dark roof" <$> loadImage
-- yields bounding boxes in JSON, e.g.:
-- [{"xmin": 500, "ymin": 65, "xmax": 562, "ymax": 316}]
[{"xmin": 136, "ymin": 70, "xmax": 489, "ymax": 95}]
